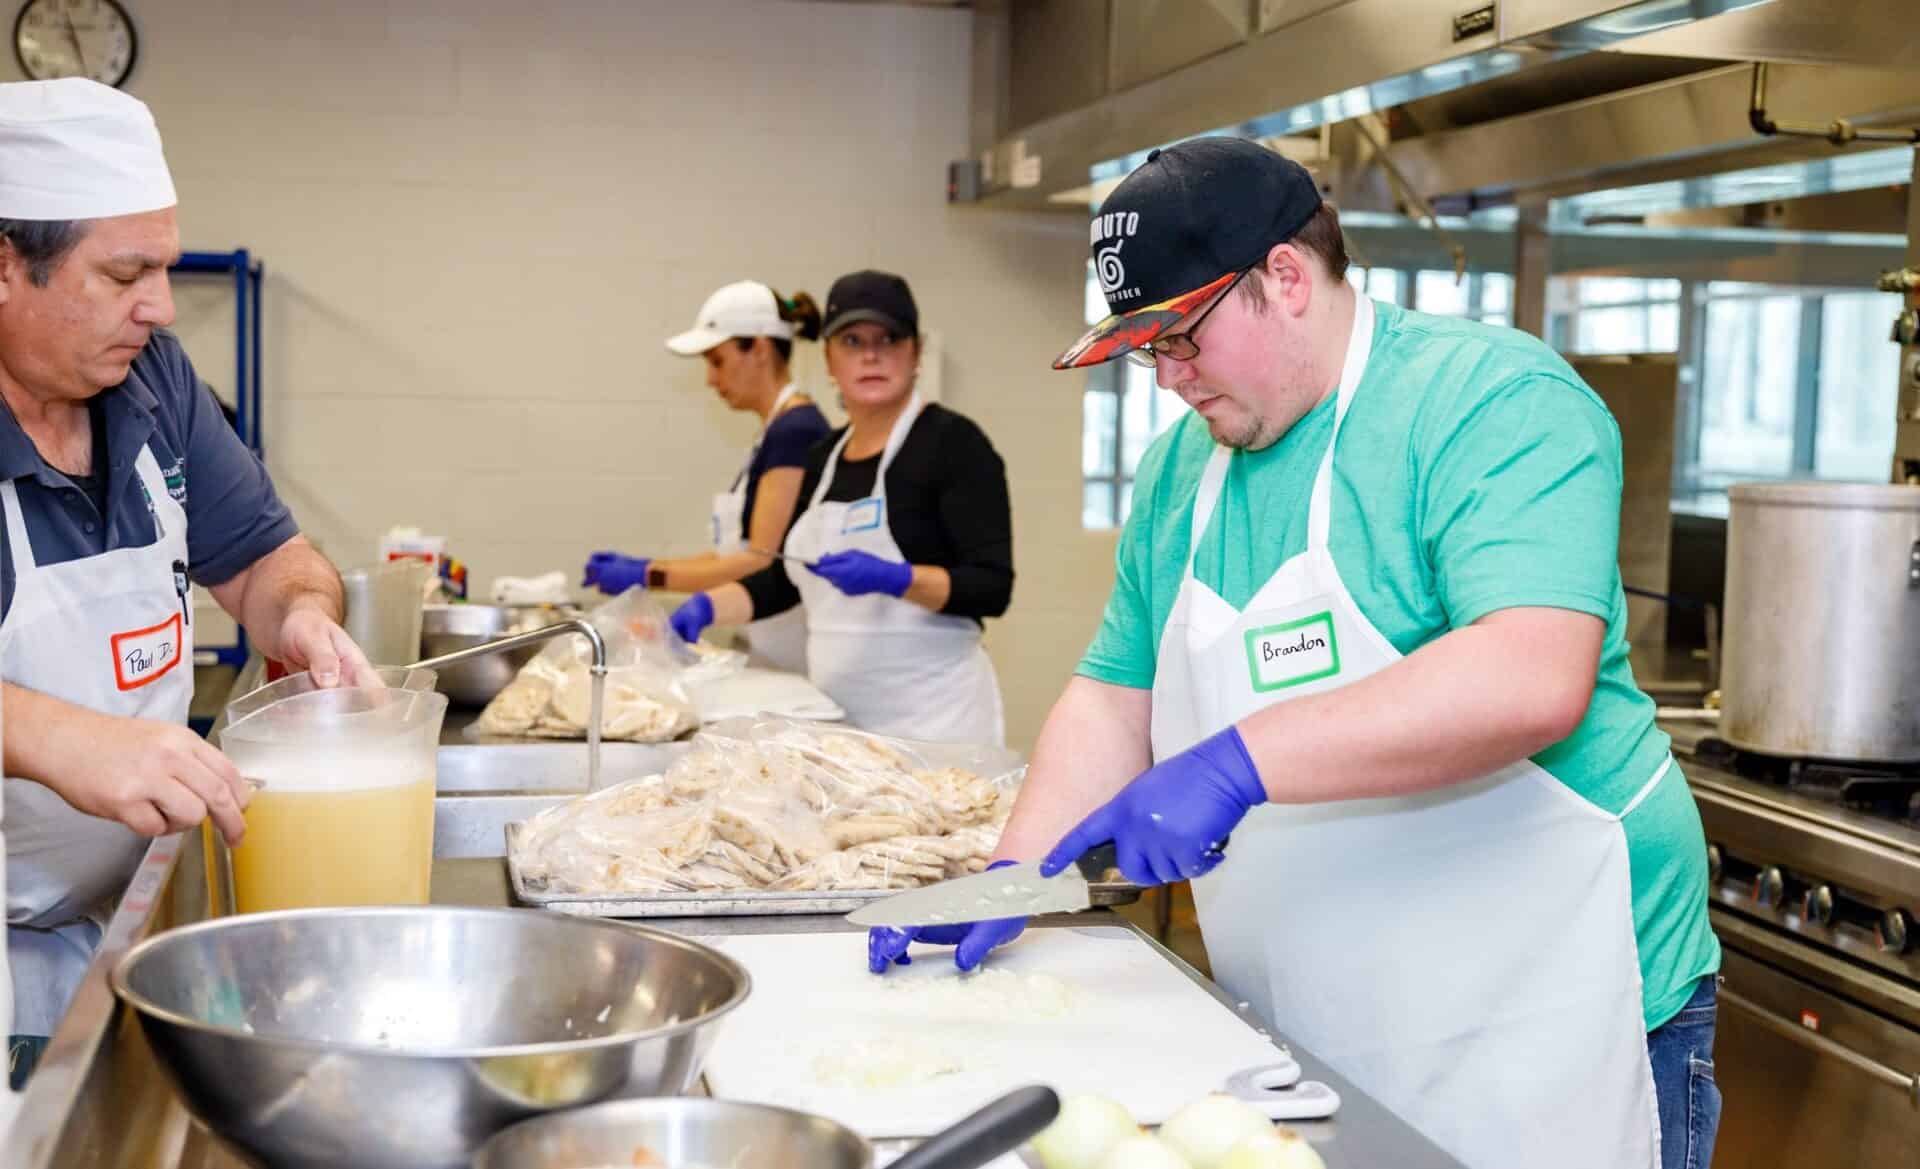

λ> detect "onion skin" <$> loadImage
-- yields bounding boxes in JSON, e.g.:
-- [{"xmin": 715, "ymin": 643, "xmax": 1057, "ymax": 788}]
[
  {"xmin": 1099, "ymin": 1134, "xmax": 1195, "ymax": 1169},
  {"xmin": 1156, "ymin": 1094, "xmax": 1277, "ymax": 1169},
  {"xmin": 1217, "ymin": 1128, "xmax": 1327, "ymax": 1169},
  {"xmin": 1032, "ymin": 1094, "xmax": 1142, "ymax": 1169}
]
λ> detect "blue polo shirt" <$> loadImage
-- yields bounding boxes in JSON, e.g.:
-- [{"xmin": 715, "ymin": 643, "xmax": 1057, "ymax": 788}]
[{"xmin": 0, "ymin": 330, "xmax": 297, "ymax": 620}]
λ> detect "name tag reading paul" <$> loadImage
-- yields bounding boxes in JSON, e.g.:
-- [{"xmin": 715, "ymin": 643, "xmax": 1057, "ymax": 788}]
[
  {"xmin": 841, "ymin": 497, "xmax": 884, "ymax": 535},
  {"xmin": 1245, "ymin": 611, "xmax": 1340, "ymax": 692},
  {"xmin": 111, "ymin": 612, "xmax": 183, "ymax": 692}
]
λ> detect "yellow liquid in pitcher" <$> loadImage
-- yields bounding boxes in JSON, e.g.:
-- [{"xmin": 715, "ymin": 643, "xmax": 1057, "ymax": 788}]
[{"xmin": 230, "ymin": 778, "xmax": 436, "ymax": 912}]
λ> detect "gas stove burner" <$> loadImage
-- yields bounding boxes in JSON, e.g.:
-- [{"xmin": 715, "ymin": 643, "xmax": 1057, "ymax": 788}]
[{"xmin": 1693, "ymin": 738, "xmax": 1920, "ymax": 822}]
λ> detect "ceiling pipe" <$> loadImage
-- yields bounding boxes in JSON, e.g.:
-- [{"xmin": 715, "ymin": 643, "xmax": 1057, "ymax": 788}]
[{"xmin": 1749, "ymin": 61, "xmax": 1920, "ymax": 146}]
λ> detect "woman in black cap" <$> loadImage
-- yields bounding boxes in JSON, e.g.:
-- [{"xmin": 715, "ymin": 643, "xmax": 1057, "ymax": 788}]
[{"xmin": 668, "ymin": 270, "xmax": 1013, "ymax": 745}]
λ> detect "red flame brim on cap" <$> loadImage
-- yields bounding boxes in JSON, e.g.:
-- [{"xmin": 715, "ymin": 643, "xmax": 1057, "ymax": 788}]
[{"xmin": 1051, "ymin": 270, "xmax": 1238, "ymax": 370}]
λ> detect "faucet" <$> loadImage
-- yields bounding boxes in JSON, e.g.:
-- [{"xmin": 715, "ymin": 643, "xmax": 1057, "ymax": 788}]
[{"xmin": 408, "ymin": 618, "xmax": 607, "ymax": 679}]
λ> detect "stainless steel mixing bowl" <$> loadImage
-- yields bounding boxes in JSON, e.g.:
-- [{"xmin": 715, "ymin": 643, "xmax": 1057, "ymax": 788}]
[
  {"xmin": 419, "ymin": 604, "xmax": 576, "ymax": 706},
  {"xmin": 473, "ymin": 1087, "xmax": 1062, "ymax": 1169},
  {"xmin": 474, "ymin": 1098, "xmax": 872, "ymax": 1169},
  {"xmin": 110, "ymin": 907, "xmax": 750, "ymax": 1169}
]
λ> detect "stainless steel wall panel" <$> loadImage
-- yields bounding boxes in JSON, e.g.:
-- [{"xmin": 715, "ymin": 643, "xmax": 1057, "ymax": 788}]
[
  {"xmin": 1108, "ymin": 0, "xmax": 1253, "ymax": 93},
  {"xmin": 1377, "ymin": 63, "xmax": 1920, "ymax": 203},
  {"xmin": 1008, "ymin": 0, "xmax": 1111, "ymax": 132},
  {"xmin": 1619, "ymin": 0, "xmax": 1920, "ymax": 69},
  {"xmin": 1257, "ymin": 0, "xmax": 1356, "ymax": 34}
]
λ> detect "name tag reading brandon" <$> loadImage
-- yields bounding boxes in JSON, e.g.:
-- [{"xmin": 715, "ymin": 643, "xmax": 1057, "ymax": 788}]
[
  {"xmin": 1245, "ymin": 611, "xmax": 1340, "ymax": 692},
  {"xmin": 841, "ymin": 497, "xmax": 884, "ymax": 535},
  {"xmin": 111, "ymin": 613, "xmax": 183, "ymax": 692}
]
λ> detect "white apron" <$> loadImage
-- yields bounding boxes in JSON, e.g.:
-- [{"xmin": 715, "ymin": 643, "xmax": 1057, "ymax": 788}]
[
  {"xmin": 3, "ymin": 445, "xmax": 192, "ymax": 1038},
  {"xmin": 1148, "ymin": 297, "xmax": 1659, "ymax": 1169},
  {"xmin": 713, "ymin": 382, "xmax": 807, "ymax": 674},
  {"xmin": 784, "ymin": 393, "xmax": 1003, "ymax": 746}
]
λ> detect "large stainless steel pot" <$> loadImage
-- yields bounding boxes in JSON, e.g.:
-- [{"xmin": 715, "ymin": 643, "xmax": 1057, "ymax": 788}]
[
  {"xmin": 1721, "ymin": 481, "xmax": 1920, "ymax": 762},
  {"xmin": 110, "ymin": 907, "xmax": 750, "ymax": 1169}
]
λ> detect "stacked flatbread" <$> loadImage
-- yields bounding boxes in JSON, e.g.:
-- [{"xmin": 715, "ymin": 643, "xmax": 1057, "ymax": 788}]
[
  {"xmin": 511, "ymin": 725, "xmax": 1014, "ymax": 895},
  {"xmin": 474, "ymin": 662, "xmax": 699, "ymax": 743}
]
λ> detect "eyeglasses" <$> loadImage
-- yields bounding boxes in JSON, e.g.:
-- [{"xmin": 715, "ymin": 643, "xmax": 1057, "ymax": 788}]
[
  {"xmin": 1123, "ymin": 266, "xmax": 1253, "ymax": 369},
  {"xmin": 831, "ymin": 330, "xmax": 909, "ymax": 358}
]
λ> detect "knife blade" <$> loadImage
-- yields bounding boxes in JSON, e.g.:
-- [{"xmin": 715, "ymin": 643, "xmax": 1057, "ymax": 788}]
[
  {"xmin": 846, "ymin": 843, "xmax": 1121, "ymax": 928},
  {"xmin": 748, "ymin": 545, "xmax": 814, "ymax": 568}
]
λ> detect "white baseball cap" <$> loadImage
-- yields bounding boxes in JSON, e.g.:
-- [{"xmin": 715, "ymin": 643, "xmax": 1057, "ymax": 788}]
[
  {"xmin": 0, "ymin": 79, "xmax": 177, "ymax": 220},
  {"xmin": 665, "ymin": 280, "xmax": 793, "ymax": 356}
]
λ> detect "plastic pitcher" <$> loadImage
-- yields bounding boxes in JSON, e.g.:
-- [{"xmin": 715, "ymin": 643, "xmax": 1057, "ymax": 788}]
[{"xmin": 218, "ymin": 668, "xmax": 446, "ymax": 913}]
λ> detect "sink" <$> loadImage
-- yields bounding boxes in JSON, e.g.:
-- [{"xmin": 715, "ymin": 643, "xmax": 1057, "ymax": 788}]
[
  {"xmin": 436, "ymin": 741, "xmax": 688, "ymax": 793},
  {"xmin": 431, "ymin": 740, "xmax": 691, "ymax": 859},
  {"xmin": 434, "ymin": 794, "xmax": 565, "ymax": 859}
]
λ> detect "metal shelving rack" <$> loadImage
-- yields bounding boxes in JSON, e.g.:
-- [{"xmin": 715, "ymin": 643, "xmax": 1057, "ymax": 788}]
[{"xmin": 171, "ymin": 250, "xmax": 263, "ymax": 732}]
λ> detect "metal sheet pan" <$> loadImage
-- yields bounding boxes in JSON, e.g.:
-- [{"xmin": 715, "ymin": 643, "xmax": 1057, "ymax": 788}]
[{"xmin": 503, "ymin": 822, "xmax": 1142, "ymax": 918}]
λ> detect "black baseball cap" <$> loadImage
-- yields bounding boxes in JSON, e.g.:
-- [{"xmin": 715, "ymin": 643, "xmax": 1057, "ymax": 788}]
[
  {"xmin": 823, "ymin": 269, "xmax": 919, "ymax": 339},
  {"xmin": 1053, "ymin": 137, "xmax": 1323, "ymax": 369}
]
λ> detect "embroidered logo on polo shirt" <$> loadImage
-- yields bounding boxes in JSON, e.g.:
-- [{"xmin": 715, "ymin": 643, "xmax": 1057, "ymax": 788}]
[{"xmin": 160, "ymin": 456, "xmax": 187, "ymax": 503}]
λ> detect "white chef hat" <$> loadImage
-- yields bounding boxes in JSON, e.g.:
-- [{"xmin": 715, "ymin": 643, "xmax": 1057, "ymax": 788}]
[{"xmin": 0, "ymin": 79, "xmax": 176, "ymax": 221}]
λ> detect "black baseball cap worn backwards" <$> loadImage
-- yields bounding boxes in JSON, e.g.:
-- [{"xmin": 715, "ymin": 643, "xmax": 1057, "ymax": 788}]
[{"xmin": 1053, "ymin": 136, "xmax": 1323, "ymax": 369}]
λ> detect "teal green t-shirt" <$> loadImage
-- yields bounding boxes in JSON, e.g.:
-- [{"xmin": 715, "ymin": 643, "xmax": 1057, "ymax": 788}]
[{"xmin": 1079, "ymin": 301, "xmax": 1719, "ymax": 1030}]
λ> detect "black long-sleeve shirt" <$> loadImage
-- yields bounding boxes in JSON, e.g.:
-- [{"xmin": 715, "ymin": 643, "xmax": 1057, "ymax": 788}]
[{"xmin": 741, "ymin": 402, "xmax": 1014, "ymax": 624}]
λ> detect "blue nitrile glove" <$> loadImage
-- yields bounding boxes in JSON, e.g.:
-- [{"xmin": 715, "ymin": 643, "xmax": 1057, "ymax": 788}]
[
  {"xmin": 582, "ymin": 551, "xmax": 650, "ymax": 595},
  {"xmin": 1040, "ymin": 726, "xmax": 1265, "ymax": 887},
  {"xmin": 868, "ymin": 860, "xmax": 1027, "ymax": 975},
  {"xmin": 669, "ymin": 594, "xmax": 715, "ymax": 645},
  {"xmin": 810, "ymin": 550, "xmax": 913, "ymax": 598}
]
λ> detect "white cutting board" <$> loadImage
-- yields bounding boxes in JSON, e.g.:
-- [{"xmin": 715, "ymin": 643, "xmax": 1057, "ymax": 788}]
[
  {"xmin": 688, "ymin": 667, "xmax": 845, "ymax": 722},
  {"xmin": 700, "ymin": 926, "xmax": 1290, "ymax": 1140}
]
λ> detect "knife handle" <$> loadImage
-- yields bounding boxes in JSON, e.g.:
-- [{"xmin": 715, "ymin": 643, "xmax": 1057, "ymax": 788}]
[
  {"xmin": 1075, "ymin": 841, "xmax": 1120, "ymax": 883},
  {"xmin": 1075, "ymin": 836, "xmax": 1229, "ymax": 884},
  {"xmin": 889, "ymin": 1085, "xmax": 1060, "ymax": 1169}
]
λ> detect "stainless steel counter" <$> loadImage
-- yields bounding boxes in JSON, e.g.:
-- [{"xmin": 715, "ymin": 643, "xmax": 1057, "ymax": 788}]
[
  {"xmin": 426, "ymin": 857, "xmax": 1462, "ymax": 1169},
  {"xmin": 3, "ymin": 760, "xmax": 1463, "ymax": 1169}
]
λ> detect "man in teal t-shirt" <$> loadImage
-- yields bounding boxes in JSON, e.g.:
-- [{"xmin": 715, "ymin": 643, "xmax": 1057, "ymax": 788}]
[{"xmin": 867, "ymin": 139, "xmax": 1720, "ymax": 1169}]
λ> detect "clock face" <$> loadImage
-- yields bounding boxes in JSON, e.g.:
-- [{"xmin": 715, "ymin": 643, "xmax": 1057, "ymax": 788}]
[{"xmin": 14, "ymin": 0, "xmax": 137, "ymax": 88}]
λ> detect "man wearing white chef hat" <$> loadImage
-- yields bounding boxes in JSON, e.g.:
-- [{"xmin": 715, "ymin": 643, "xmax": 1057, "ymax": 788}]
[{"xmin": 0, "ymin": 79, "xmax": 374, "ymax": 1085}]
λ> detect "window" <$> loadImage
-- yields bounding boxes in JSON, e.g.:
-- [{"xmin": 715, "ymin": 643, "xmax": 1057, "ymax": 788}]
[
  {"xmin": 1081, "ymin": 357, "xmax": 1184, "ymax": 528},
  {"xmin": 1077, "ymin": 261, "xmax": 1903, "ymax": 527},
  {"xmin": 1550, "ymin": 276, "xmax": 1902, "ymax": 511},
  {"xmin": 1552, "ymin": 278, "xmax": 1681, "ymax": 355},
  {"xmin": 1081, "ymin": 264, "xmax": 1515, "ymax": 528},
  {"xmin": 1815, "ymin": 293, "xmax": 1903, "ymax": 481}
]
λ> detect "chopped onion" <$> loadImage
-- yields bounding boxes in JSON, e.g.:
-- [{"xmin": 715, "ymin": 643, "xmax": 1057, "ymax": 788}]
[
  {"xmin": 1218, "ymin": 1128, "xmax": 1326, "ymax": 1169},
  {"xmin": 1155, "ymin": 1094, "xmax": 1276, "ymax": 1169},
  {"xmin": 1099, "ymin": 1134, "xmax": 1194, "ymax": 1169},
  {"xmin": 1032, "ymin": 1094, "xmax": 1141, "ymax": 1169}
]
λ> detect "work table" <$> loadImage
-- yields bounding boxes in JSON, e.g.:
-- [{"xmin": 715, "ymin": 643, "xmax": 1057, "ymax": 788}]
[{"xmin": 5, "ymin": 769, "xmax": 1464, "ymax": 1169}]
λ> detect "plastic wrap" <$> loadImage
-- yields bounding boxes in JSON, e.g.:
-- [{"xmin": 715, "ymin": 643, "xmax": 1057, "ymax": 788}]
[
  {"xmin": 471, "ymin": 589, "xmax": 739, "ymax": 743},
  {"xmin": 510, "ymin": 718, "xmax": 1023, "ymax": 896}
]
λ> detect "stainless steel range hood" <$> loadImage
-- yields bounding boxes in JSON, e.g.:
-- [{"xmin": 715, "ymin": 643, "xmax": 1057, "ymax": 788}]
[{"xmin": 961, "ymin": 0, "xmax": 1780, "ymax": 207}]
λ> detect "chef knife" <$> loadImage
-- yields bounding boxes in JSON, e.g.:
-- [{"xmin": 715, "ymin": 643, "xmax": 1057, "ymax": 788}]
[
  {"xmin": 846, "ymin": 843, "xmax": 1124, "ymax": 928},
  {"xmin": 748, "ymin": 545, "xmax": 814, "ymax": 568}
]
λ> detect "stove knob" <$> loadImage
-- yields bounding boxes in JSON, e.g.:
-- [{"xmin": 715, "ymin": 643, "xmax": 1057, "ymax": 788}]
[
  {"xmin": 1755, "ymin": 866, "xmax": 1787, "ymax": 908},
  {"xmin": 1805, "ymin": 884, "xmax": 1836, "ymax": 927},
  {"xmin": 1706, "ymin": 844, "xmax": 1722, "ymax": 883},
  {"xmin": 1878, "ymin": 908, "xmax": 1913, "ymax": 955}
]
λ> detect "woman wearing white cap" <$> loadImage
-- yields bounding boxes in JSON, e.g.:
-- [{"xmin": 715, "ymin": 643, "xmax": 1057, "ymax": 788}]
[
  {"xmin": 668, "ymin": 271, "xmax": 1013, "ymax": 746},
  {"xmin": 581, "ymin": 281, "xmax": 829, "ymax": 672}
]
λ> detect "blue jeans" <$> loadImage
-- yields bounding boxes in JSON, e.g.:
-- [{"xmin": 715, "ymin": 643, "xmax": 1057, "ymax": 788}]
[{"xmin": 1646, "ymin": 975, "xmax": 1722, "ymax": 1169}]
